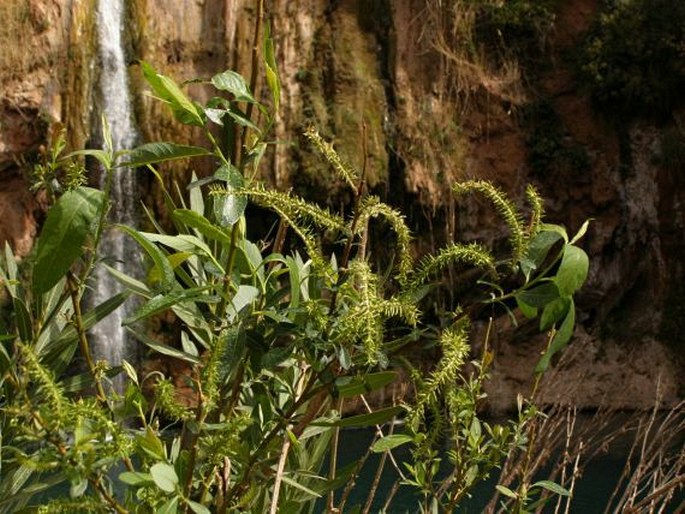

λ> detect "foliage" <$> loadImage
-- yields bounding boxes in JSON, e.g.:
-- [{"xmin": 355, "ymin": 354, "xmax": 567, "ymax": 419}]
[
  {"xmin": 580, "ymin": 0, "xmax": 685, "ymax": 118},
  {"xmin": 0, "ymin": 23, "xmax": 591, "ymax": 514}
]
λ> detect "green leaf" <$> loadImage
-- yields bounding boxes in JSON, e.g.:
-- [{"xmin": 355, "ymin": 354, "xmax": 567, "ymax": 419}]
[
  {"xmin": 150, "ymin": 462, "xmax": 179, "ymax": 493},
  {"xmin": 33, "ymin": 187, "xmax": 104, "ymax": 294},
  {"xmin": 279, "ymin": 476, "xmax": 321, "ymax": 499},
  {"xmin": 211, "ymin": 70, "xmax": 255, "ymax": 103},
  {"xmin": 569, "ymin": 219, "xmax": 590, "ymax": 245},
  {"xmin": 516, "ymin": 282, "xmax": 560, "ymax": 308},
  {"xmin": 213, "ymin": 164, "xmax": 247, "ymax": 227},
  {"xmin": 186, "ymin": 500, "xmax": 211, "ymax": 514},
  {"xmin": 532, "ymin": 480, "xmax": 571, "ymax": 496},
  {"xmin": 39, "ymin": 291, "xmax": 129, "ymax": 357},
  {"xmin": 65, "ymin": 148, "xmax": 112, "ymax": 170},
  {"xmin": 496, "ymin": 485, "xmax": 518, "ymax": 499},
  {"xmin": 172, "ymin": 209, "xmax": 233, "ymax": 244},
  {"xmin": 138, "ymin": 428, "xmax": 166, "ymax": 460},
  {"xmin": 522, "ymin": 230, "xmax": 563, "ymax": 280},
  {"xmin": 263, "ymin": 22, "xmax": 281, "ymax": 110},
  {"xmin": 119, "ymin": 471, "xmax": 153, "ymax": 486},
  {"xmin": 132, "ymin": 329, "xmax": 201, "ymax": 364},
  {"xmin": 125, "ymin": 287, "xmax": 213, "ymax": 325},
  {"xmin": 371, "ymin": 434, "xmax": 414, "ymax": 453},
  {"xmin": 515, "ymin": 297, "xmax": 538, "ymax": 319},
  {"xmin": 319, "ymin": 406, "xmax": 405, "ymax": 428},
  {"xmin": 554, "ymin": 244, "xmax": 589, "ymax": 296},
  {"xmin": 13, "ymin": 298, "xmax": 32, "ymax": 343},
  {"xmin": 125, "ymin": 142, "xmax": 210, "ymax": 167},
  {"xmin": 335, "ymin": 371, "xmax": 398, "ymax": 398},
  {"xmin": 142, "ymin": 61, "xmax": 204, "ymax": 127},
  {"xmin": 117, "ymin": 224, "xmax": 175, "ymax": 290},
  {"xmin": 540, "ymin": 296, "xmax": 571, "ymax": 331},
  {"xmin": 158, "ymin": 496, "xmax": 179, "ymax": 514},
  {"xmin": 535, "ymin": 299, "xmax": 575, "ymax": 374},
  {"xmin": 225, "ymin": 285, "xmax": 259, "ymax": 322}
]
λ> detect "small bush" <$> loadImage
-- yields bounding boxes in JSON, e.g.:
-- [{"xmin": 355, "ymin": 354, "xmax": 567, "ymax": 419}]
[{"xmin": 580, "ymin": 0, "xmax": 685, "ymax": 118}]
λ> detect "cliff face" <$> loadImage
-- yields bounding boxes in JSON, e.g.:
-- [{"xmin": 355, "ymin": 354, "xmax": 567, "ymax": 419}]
[{"xmin": 1, "ymin": 0, "xmax": 682, "ymax": 409}]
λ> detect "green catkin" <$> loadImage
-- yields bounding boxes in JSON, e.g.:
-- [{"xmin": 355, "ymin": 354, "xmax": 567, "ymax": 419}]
[
  {"xmin": 453, "ymin": 180, "xmax": 527, "ymax": 264},
  {"xmin": 304, "ymin": 127, "xmax": 359, "ymax": 192}
]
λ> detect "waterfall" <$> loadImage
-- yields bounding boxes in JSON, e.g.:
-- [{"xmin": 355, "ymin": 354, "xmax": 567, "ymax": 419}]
[{"xmin": 90, "ymin": 0, "xmax": 140, "ymax": 385}]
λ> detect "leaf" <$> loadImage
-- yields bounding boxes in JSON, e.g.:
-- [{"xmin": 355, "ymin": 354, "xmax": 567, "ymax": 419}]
[
  {"xmin": 119, "ymin": 471, "xmax": 153, "ymax": 486},
  {"xmin": 535, "ymin": 299, "xmax": 575, "ymax": 374},
  {"xmin": 515, "ymin": 297, "xmax": 538, "ymax": 319},
  {"xmin": 117, "ymin": 224, "xmax": 175, "ymax": 290},
  {"xmin": 33, "ymin": 187, "xmax": 104, "ymax": 293},
  {"xmin": 335, "ymin": 371, "xmax": 398, "ymax": 398},
  {"xmin": 150, "ymin": 462, "xmax": 179, "ymax": 493},
  {"xmin": 496, "ymin": 485, "xmax": 518, "ymax": 499},
  {"xmin": 263, "ymin": 22, "xmax": 281, "ymax": 110},
  {"xmin": 213, "ymin": 164, "xmax": 247, "ymax": 227},
  {"xmin": 532, "ymin": 480, "xmax": 571, "ymax": 496},
  {"xmin": 65, "ymin": 148, "xmax": 112, "ymax": 170},
  {"xmin": 172, "ymin": 209, "xmax": 232, "ymax": 245},
  {"xmin": 124, "ymin": 287, "xmax": 213, "ymax": 325},
  {"xmin": 38, "ymin": 292, "xmax": 129, "ymax": 359},
  {"xmin": 554, "ymin": 244, "xmax": 589, "ymax": 296},
  {"xmin": 516, "ymin": 282, "xmax": 560, "ymax": 308},
  {"xmin": 371, "ymin": 434, "xmax": 414, "ymax": 453},
  {"xmin": 540, "ymin": 296, "xmax": 571, "ymax": 331},
  {"xmin": 569, "ymin": 219, "xmax": 591, "ymax": 245},
  {"xmin": 125, "ymin": 142, "xmax": 210, "ymax": 167},
  {"xmin": 142, "ymin": 61, "xmax": 204, "ymax": 127},
  {"xmin": 522, "ymin": 230, "xmax": 563, "ymax": 280},
  {"xmin": 131, "ymin": 329, "xmax": 201, "ymax": 364},
  {"xmin": 318, "ymin": 406, "xmax": 405, "ymax": 428},
  {"xmin": 279, "ymin": 476, "xmax": 321, "ymax": 498},
  {"xmin": 186, "ymin": 500, "xmax": 211, "ymax": 514},
  {"xmin": 158, "ymin": 496, "xmax": 180, "ymax": 514},
  {"xmin": 225, "ymin": 285, "xmax": 259, "ymax": 322},
  {"xmin": 211, "ymin": 70, "xmax": 255, "ymax": 103}
]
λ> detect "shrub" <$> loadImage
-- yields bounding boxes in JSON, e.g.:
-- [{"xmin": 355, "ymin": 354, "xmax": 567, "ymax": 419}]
[
  {"xmin": 580, "ymin": 0, "xmax": 685, "ymax": 118},
  {"xmin": 0, "ymin": 22, "xmax": 589, "ymax": 514}
]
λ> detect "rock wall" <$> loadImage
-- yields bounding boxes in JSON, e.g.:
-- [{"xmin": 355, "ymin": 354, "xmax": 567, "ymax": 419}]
[{"xmin": 0, "ymin": 0, "xmax": 682, "ymax": 409}]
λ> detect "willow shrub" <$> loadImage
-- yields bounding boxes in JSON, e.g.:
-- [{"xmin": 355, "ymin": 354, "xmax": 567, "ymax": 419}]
[{"xmin": 0, "ymin": 50, "xmax": 589, "ymax": 514}]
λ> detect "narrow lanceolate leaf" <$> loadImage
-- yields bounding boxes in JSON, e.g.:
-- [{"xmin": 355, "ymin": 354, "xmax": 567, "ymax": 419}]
[
  {"xmin": 172, "ymin": 209, "xmax": 233, "ymax": 245},
  {"xmin": 124, "ymin": 286, "xmax": 214, "ymax": 325},
  {"xmin": 371, "ymin": 434, "xmax": 414, "ymax": 453},
  {"xmin": 142, "ymin": 61, "xmax": 205, "ymax": 127},
  {"xmin": 117, "ymin": 225, "xmax": 175, "ymax": 291},
  {"xmin": 554, "ymin": 244, "xmax": 589, "ymax": 296},
  {"xmin": 532, "ymin": 480, "xmax": 571, "ymax": 496},
  {"xmin": 33, "ymin": 187, "xmax": 104, "ymax": 294},
  {"xmin": 317, "ymin": 406, "xmax": 405, "ymax": 428},
  {"xmin": 535, "ymin": 299, "xmax": 575, "ymax": 374},
  {"xmin": 124, "ymin": 142, "xmax": 211, "ymax": 167},
  {"xmin": 335, "ymin": 371, "xmax": 398, "ymax": 398}
]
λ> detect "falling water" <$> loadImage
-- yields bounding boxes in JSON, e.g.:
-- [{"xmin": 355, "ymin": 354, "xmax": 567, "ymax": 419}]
[{"xmin": 89, "ymin": 0, "xmax": 140, "ymax": 384}]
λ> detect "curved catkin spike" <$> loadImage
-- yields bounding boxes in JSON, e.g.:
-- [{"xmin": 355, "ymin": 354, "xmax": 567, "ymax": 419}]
[
  {"xmin": 213, "ymin": 184, "xmax": 348, "ymax": 235},
  {"xmin": 453, "ymin": 180, "xmax": 526, "ymax": 263},
  {"xmin": 357, "ymin": 196, "xmax": 413, "ymax": 283},
  {"xmin": 304, "ymin": 127, "xmax": 359, "ymax": 193},
  {"xmin": 408, "ymin": 324, "xmax": 470, "ymax": 432},
  {"xmin": 155, "ymin": 379, "xmax": 193, "ymax": 421},
  {"xmin": 525, "ymin": 184, "xmax": 544, "ymax": 239},
  {"xmin": 409, "ymin": 242, "xmax": 495, "ymax": 289}
]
